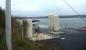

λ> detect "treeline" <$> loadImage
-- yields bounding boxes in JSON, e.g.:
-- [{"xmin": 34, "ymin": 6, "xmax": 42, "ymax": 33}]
[{"xmin": 0, "ymin": 7, "xmax": 6, "ymax": 50}]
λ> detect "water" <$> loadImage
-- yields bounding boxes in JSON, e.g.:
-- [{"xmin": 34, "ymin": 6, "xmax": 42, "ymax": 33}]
[
  {"xmin": 38, "ymin": 18, "xmax": 86, "ymax": 29},
  {"xmin": 36, "ymin": 18, "xmax": 86, "ymax": 50},
  {"xmin": 59, "ymin": 33, "xmax": 86, "ymax": 50}
]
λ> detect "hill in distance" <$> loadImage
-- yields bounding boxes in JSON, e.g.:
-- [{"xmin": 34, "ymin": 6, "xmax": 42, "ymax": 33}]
[{"xmin": 15, "ymin": 15, "xmax": 86, "ymax": 19}]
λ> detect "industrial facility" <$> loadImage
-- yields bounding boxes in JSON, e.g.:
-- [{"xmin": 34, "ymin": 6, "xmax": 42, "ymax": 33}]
[{"xmin": 15, "ymin": 13, "xmax": 63, "ymax": 41}]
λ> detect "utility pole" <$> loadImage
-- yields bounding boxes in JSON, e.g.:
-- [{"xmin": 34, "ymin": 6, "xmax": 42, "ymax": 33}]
[{"xmin": 5, "ymin": 0, "xmax": 12, "ymax": 50}]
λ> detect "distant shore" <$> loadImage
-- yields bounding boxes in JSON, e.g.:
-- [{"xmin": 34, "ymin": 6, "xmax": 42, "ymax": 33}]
[{"xmin": 14, "ymin": 15, "xmax": 86, "ymax": 19}]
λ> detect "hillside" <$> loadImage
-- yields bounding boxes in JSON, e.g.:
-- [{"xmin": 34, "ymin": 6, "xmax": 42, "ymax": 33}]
[{"xmin": 0, "ymin": 7, "xmax": 64, "ymax": 50}]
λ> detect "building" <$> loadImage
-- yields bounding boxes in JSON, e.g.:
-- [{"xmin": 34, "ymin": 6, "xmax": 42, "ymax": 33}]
[{"xmin": 32, "ymin": 19, "xmax": 40, "ymax": 33}]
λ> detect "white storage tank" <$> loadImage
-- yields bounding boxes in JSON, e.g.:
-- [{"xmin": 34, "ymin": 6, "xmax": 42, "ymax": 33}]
[
  {"xmin": 48, "ymin": 13, "xmax": 60, "ymax": 33},
  {"xmin": 26, "ymin": 19, "xmax": 33, "ymax": 39}
]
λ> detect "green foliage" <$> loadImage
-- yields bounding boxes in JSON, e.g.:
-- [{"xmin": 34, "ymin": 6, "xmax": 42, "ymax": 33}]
[
  {"xmin": 0, "ymin": 7, "xmax": 5, "ymax": 16},
  {"xmin": 0, "ymin": 7, "xmax": 5, "ymax": 28},
  {"xmin": 0, "ymin": 28, "xmax": 6, "ymax": 50},
  {"xmin": 0, "ymin": 7, "xmax": 6, "ymax": 49}
]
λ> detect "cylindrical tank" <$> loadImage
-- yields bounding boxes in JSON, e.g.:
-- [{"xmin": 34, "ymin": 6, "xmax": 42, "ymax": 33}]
[
  {"xmin": 48, "ymin": 13, "xmax": 60, "ymax": 33},
  {"xmin": 26, "ymin": 19, "xmax": 33, "ymax": 39}
]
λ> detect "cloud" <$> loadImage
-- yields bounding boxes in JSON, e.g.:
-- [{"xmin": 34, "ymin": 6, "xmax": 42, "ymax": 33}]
[{"xmin": 0, "ymin": 0, "xmax": 86, "ymax": 16}]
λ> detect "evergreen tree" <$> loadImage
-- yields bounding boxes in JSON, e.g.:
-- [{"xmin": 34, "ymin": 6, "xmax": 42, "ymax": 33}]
[{"xmin": 0, "ymin": 7, "xmax": 5, "ymax": 28}]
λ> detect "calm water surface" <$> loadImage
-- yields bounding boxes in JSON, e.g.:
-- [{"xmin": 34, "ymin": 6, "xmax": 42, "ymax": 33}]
[
  {"xmin": 38, "ymin": 18, "xmax": 86, "ymax": 28},
  {"xmin": 37, "ymin": 18, "xmax": 86, "ymax": 50}
]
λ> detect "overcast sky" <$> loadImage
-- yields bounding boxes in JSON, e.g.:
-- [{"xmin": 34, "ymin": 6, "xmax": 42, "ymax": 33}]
[{"xmin": 0, "ymin": 0, "xmax": 86, "ymax": 17}]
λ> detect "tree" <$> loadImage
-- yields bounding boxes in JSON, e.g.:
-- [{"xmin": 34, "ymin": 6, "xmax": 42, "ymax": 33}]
[
  {"xmin": 0, "ymin": 7, "xmax": 6, "ymax": 50},
  {"xmin": 0, "ymin": 7, "xmax": 5, "ymax": 28}
]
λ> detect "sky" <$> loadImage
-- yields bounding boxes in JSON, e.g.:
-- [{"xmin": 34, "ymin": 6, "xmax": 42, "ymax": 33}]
[{"xmin": 0, "ymin": 0, "xmax": 86, "ymax": 17}]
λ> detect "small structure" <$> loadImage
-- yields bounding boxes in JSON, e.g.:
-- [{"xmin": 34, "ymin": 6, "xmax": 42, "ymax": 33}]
[{"xmin": 32, "ymin": 19, "xmax": 40, "ymax": 33}]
